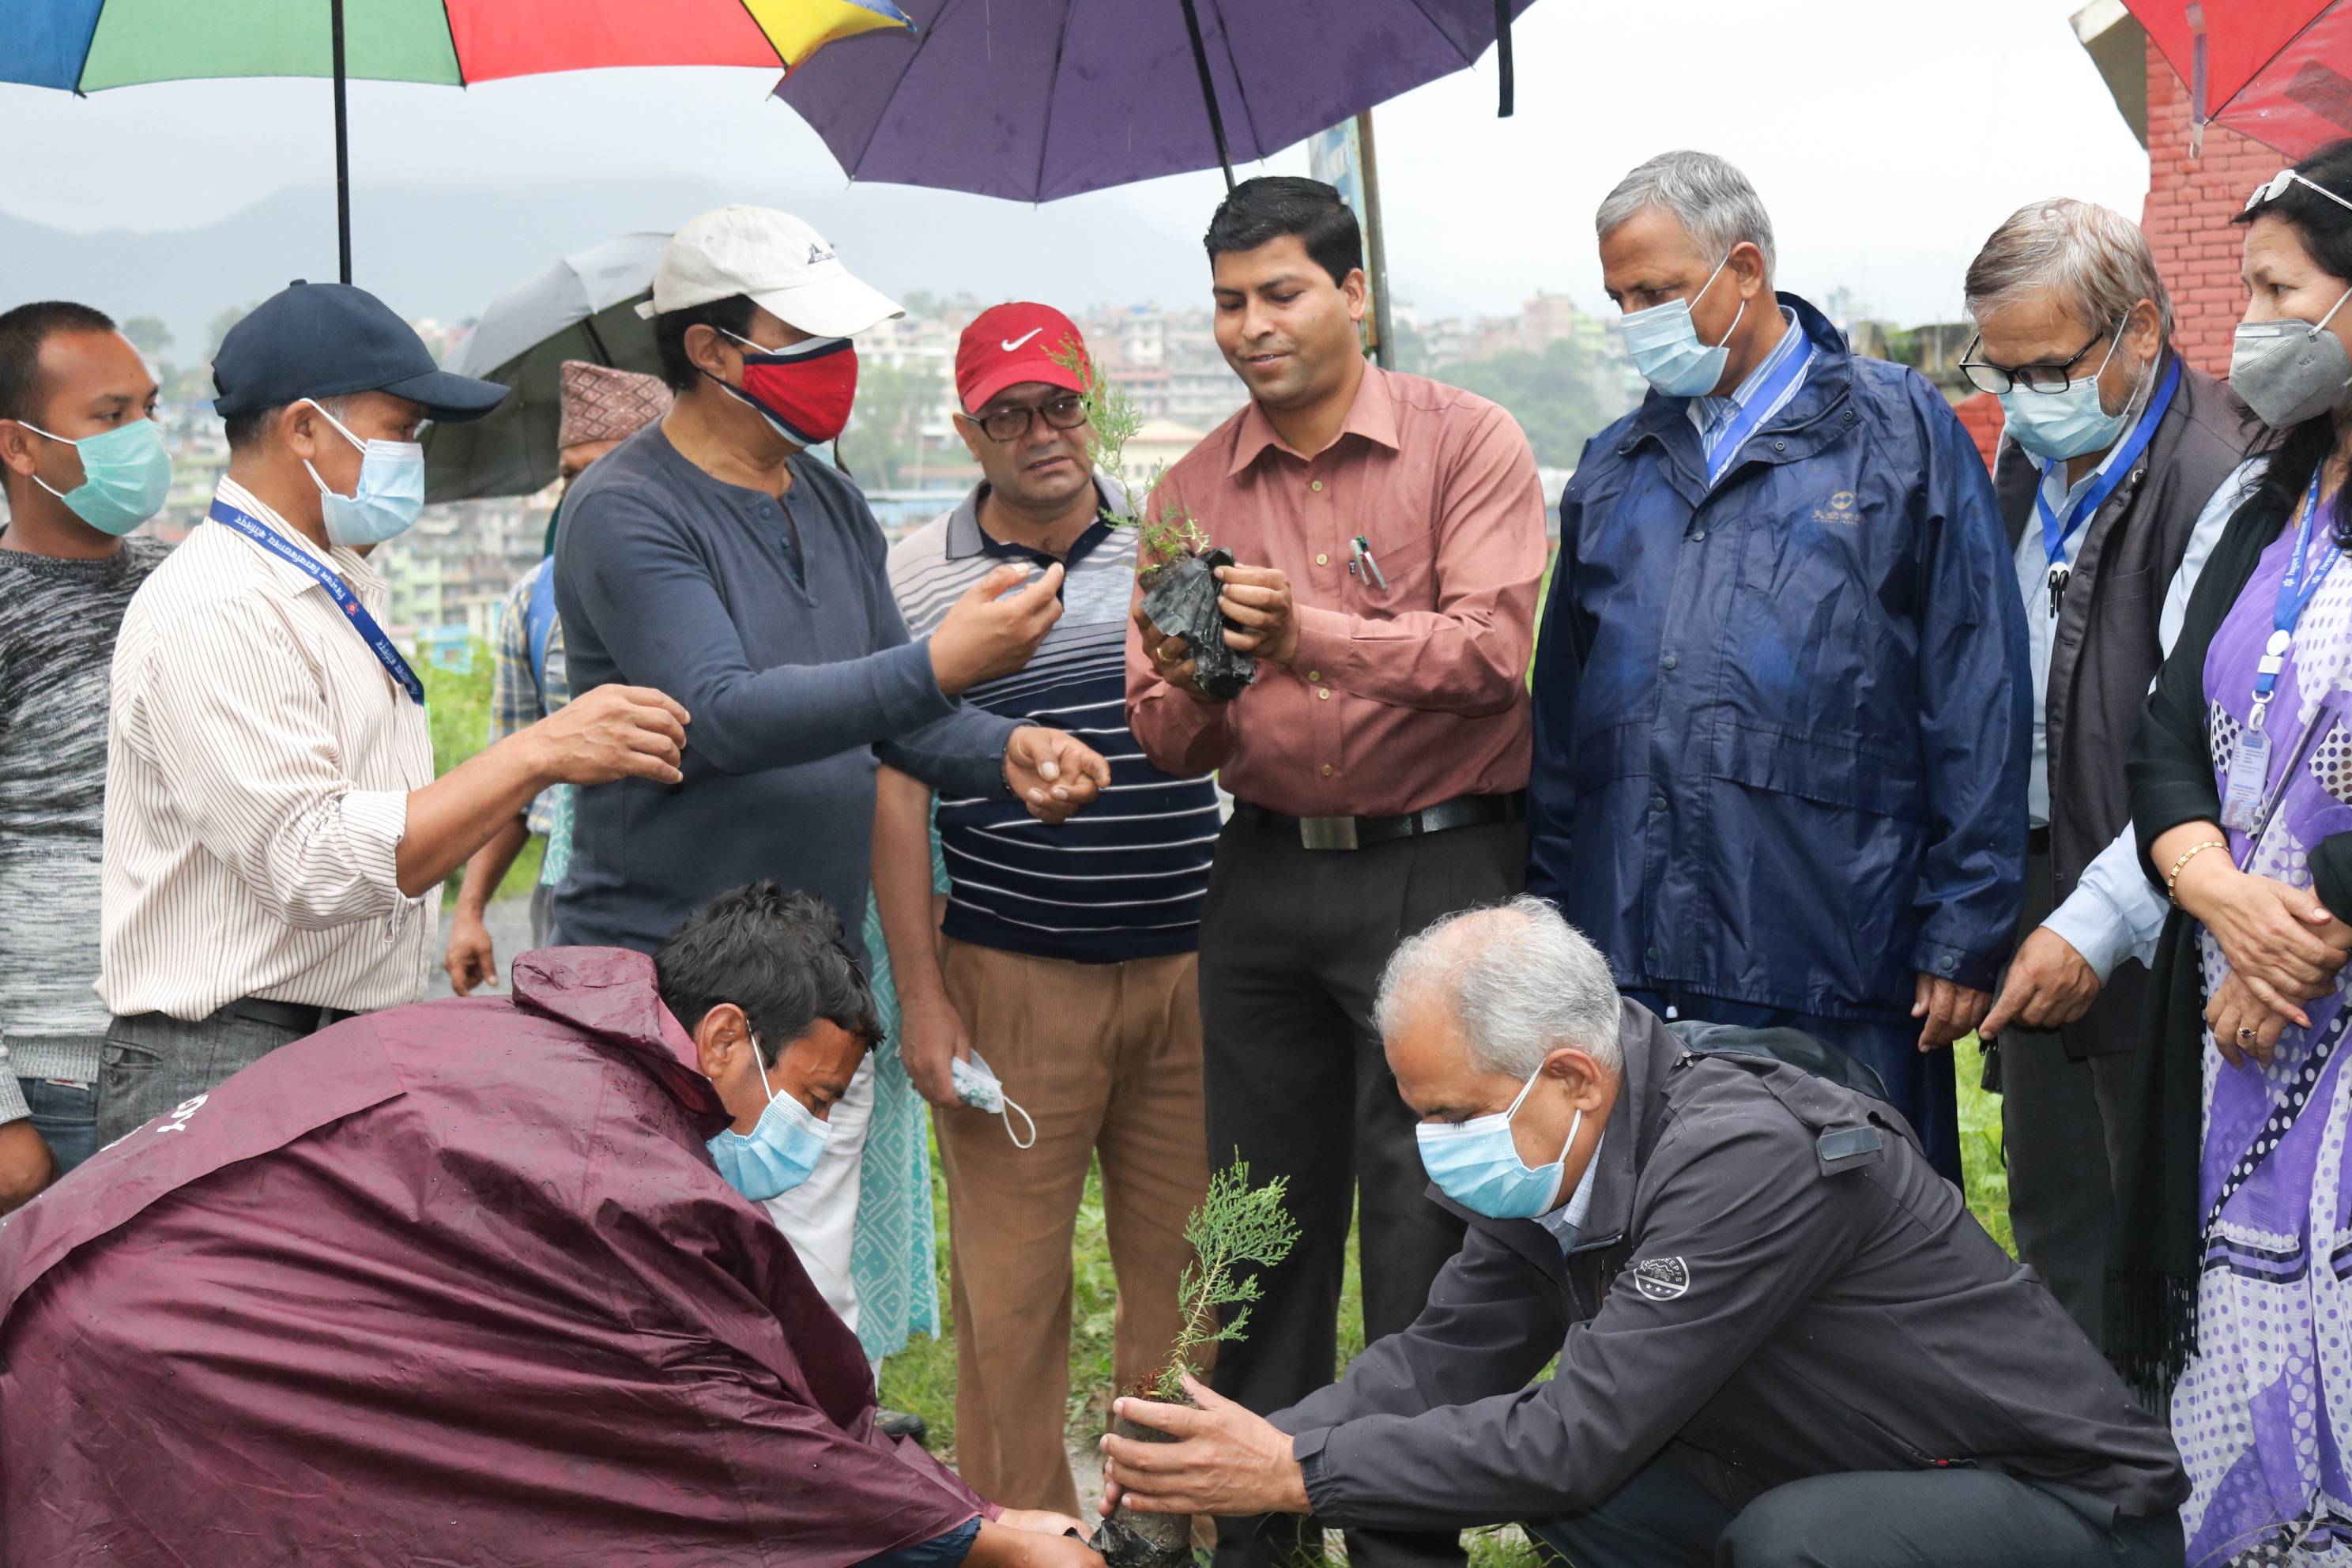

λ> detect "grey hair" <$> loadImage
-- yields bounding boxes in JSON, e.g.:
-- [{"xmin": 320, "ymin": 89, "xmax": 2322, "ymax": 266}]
[
  {"xmin": 1595, "ymin": 150, "xmax": 1776, "ymax": 278},
  {"xmin": 1374, "ymin": 895, "xmax": 1623, "ymax": 1077},
  {"xmin": 1963, "ymin": 198, "xmax": 2175, "ymax": 341}
]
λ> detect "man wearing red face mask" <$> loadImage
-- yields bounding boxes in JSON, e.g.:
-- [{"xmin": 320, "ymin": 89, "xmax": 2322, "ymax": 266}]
[
  {"xmin": 554, "ymin": 209, "xmax": 1111, "ymax": 1344},
  {"xmin": 552, "ymin": 203, "xmax": 1110, "ymax": 980}
]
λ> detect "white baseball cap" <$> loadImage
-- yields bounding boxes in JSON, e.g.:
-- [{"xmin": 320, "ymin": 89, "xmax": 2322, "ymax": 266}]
[{"xmin": 635, "ymin": 205, "xmax": 903, "ymax": 338}]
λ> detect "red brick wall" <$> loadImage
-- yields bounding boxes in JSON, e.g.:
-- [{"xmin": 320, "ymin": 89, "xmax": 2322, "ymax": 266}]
[
  {"xmin": 2140, "ymin": 37, "xmax": 2279, "ymax": 376},
  {"xmin": 1954, "ymin": 390, "xmax": 2005, "ymax": 473}
]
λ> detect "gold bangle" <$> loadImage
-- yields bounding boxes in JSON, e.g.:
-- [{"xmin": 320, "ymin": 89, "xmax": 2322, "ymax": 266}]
[{"xmin": 2165, "ymin": 839, "xmax": 2230, "ymax": 902}]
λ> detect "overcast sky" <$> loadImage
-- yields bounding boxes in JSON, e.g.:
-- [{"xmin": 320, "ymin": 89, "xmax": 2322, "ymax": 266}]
[{"xmin": 0, "ymin": 0, "xmax": 2154, "ymax": 328}]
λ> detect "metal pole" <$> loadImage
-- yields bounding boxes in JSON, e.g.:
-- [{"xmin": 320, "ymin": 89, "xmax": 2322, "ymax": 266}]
[
  {"xmin": 1355, "ymin": 110, "xmax": 1395, "ymax": 370},
  {"xmin": 1493, "ymin": 0, "xmax": 1516, "ymax": 117},
  {"xmin": 333, "ymin": 0, "xmax": 352, "ymax": 283},
  {"xmin": 1178, "ymin": 0, "xmax": 1235, "ymax": 192}
]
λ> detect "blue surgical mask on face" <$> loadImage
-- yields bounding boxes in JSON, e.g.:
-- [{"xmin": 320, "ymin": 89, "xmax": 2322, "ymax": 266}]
[
  {"xmin": 302, "ymin": 399, "xmax": 426, "ymax": 548},
  {"xmin": 21, "ymin": 416, "xmax": 172, "ymax": 535},
  {"xmin": 1997, "ymin": 328, "xmax": 2136, "ymax": 460},
  {"xmin": 1620, "ymin": 254, "xmax": 1745, "ymax": 398},
  {"xmin": 1415, "ymin": 1061, "xmax": 1582, "ymax": 1219},
  {"xmin": 707, "ymin": 1042, "xmax": 832, "ymax": 1202}
]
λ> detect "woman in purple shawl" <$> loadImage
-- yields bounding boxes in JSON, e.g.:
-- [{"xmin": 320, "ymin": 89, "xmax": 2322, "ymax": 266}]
[{"xmin": 2125, "ymin": 139, "xmax": 2352, "ymax": 1566}]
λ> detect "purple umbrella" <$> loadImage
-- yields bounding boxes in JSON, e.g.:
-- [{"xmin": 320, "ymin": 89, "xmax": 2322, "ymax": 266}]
[{"xmin": 772, "ymin": 0, "xmax": 1536, "ymax": 203}]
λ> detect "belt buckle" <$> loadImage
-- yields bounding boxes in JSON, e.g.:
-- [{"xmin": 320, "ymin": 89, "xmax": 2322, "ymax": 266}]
[{"xmin": 1298, "ymin": 815, "xmax": 1359, "ymax": 851}]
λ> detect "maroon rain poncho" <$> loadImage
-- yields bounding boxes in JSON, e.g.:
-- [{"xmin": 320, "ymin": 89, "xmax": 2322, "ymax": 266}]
[{"xmin": 0, "ymin": 948, "xmax": 990, "ymax": 1566}]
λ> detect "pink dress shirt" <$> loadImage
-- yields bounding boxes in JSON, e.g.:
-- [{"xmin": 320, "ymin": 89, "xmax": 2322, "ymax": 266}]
[{"xmin": 1125, "ymin": 364, "xmax": 1547, "ymax": 819}]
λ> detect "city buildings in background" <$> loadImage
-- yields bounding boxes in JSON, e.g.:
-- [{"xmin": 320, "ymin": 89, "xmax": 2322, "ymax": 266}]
[{"xmin": 29, "ymin": 281, "xmax": 1977, "ymax": 660}]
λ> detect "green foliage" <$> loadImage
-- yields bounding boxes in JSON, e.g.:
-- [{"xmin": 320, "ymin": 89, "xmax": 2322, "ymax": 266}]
[
  {"xmin": 1050, "ymin": 337, "xmax": 1207, "ymax": 567},
  {"xmin": 120, "ymin": 315, "xmax": 174, "ymax": 356},
  {"xmin": 1432, "ymin": 339, "xmax": 1608, "ymax": 467},
  {"xmin": 416, "ymin": 635, "xmax": 541, "ymax": 904},
  {"xmin": 1157, "ymin": 1160, "xmax": 1300, "ymax": 1400},
  {"xmin": 839, "ymin": 360, "xmax": 947, "ymax": 491},
  {"xmin": 1956, "ymin": 1035, "xmax": 2015, "ymax": 1256}
]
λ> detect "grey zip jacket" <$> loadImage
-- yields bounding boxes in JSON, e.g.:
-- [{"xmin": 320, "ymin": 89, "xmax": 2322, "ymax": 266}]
[{"xmin": 1275, "ymin": 1003, "xmax": 2188, "ymax": 1528}]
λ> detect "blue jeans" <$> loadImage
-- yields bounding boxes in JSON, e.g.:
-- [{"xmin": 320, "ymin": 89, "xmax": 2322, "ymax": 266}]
[{"xmin": 20, "ymin": 1076, "xmax": 98, "ymax": 1174}]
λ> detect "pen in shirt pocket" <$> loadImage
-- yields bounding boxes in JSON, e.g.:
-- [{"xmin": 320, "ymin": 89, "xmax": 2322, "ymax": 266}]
[{"xmin": 1349, "ymin": 536, "xmax": 1389, "ymax": 590}]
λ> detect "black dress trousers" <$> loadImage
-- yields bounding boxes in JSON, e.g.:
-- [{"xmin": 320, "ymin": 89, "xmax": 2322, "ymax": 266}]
[{"xmin": 1197, "ymin": 812, "xmax": 1525, "ymax": 1568}]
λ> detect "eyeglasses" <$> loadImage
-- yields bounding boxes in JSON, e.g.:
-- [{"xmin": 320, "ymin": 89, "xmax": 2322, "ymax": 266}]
[
  {"xmin": 1957, "ymin": 315, "xmax": 2123, "ymax": 396},
  {"xmin": 2245, "ymin": 169, "xmax": 2352, "ymax": 218},
  {"xmin": 960, "ymin": 394, "xmax": 1087, "ymax": 444}
]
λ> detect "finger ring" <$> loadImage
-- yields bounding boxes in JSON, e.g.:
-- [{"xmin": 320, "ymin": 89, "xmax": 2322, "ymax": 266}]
[{"xmin": 2237, "ymin": 1027, "xmax": 2258, "ymax": 1042}]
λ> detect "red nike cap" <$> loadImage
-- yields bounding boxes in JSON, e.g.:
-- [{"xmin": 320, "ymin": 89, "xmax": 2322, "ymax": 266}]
[{"xmin": 956, "ymin": 302, "xmax": 1091, "ymax": 413}]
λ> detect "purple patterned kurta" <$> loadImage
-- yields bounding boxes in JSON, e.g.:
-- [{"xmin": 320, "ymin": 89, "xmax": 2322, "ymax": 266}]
[{"xmin": 2188, "ymin": 503, "xmax": 2352, "ymax": 1566}]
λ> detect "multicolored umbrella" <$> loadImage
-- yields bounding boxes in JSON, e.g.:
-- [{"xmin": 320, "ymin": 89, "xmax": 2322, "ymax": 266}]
[{"xmin": 0, "ymin": 0, "xmax": 915, "ymax": 279}]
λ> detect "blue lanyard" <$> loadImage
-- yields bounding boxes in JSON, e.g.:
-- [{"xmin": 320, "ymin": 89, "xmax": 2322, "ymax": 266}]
[
  {"xmin": 208, "ymin": 499, "xmax": 424, "ymax": 707},
  {"xmin": 2033, "ymin": 353, "xmax": 2182, "ymax": 580},
  {"xmin": 2256, "ymin": 469, "xmax": 2343, "ymax": 703},
  {"xmin": 1702, "ymin": 326, "xmax": 1814, "ymax": 484}
]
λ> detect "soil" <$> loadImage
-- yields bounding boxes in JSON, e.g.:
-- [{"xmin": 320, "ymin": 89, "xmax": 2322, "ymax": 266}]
[
  {"xmin": 1138, "ymin": 548, "xmax": 1256, "ymax": 703},
  {"xmin": 1089, "ymin": 1395, "xmax": 1197, "ymax": 1568}
]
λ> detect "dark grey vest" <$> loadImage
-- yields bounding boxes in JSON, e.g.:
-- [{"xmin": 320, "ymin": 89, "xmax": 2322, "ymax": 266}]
[{"xmin": 1996, "ymin": 362, "xmax": 2251, "ymax": 1056}]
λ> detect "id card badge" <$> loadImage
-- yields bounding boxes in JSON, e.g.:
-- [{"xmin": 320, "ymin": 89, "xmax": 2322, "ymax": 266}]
[{"xmin": 2221, "ymin": 721, "xmax": 2271, "ymax": 832}]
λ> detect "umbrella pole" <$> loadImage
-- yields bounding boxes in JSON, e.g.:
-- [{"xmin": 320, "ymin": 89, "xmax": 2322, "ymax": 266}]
[
  {"xmin": 1355, "ymin": 111, "xmax": 1395, "ymax": 371},
  {"xmin": 1493, "ymin": 0, "xmax": 1515, "ymax": 117},
  {"xmin": 1178, "ymin": 0, "xmax": 1235, "ymax": 193},
  {"xmin": 333, "ymin": 0, "xmax": 352, "ymax": 283}
]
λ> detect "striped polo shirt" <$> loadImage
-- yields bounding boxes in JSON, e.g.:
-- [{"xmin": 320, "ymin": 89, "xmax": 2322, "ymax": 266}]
[{"xmin": 887, "ymin": 478, "xmax": 1218, "ymax": 963}]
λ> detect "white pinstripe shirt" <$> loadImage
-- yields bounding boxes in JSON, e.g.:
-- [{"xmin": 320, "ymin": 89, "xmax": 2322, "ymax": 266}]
[{"xmin": 97, "ymin": 477, "xmax": 435, "ymax": 1020}]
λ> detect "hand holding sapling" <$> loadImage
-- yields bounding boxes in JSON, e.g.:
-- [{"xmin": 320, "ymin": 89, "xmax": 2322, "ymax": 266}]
[{"xmin": 1089, "ymin": 1161, "xmax": 1298, "ymax": 1568}]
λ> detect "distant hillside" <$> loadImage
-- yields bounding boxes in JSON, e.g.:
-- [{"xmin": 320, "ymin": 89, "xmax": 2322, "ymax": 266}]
[{"xmin": 0, "ymin": 176, "xmax": 1231, "ymax": 358}]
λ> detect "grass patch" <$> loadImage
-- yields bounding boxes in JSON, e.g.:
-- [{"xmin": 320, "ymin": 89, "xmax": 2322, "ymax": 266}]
[{"xmin": 1955, "ymin": 1035, "xmax": 2014, "ymax": 1256}]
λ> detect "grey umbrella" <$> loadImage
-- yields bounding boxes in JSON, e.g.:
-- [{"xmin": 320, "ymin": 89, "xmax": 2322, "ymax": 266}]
[{"xmin": 422, "ymin": 232, "xmax": 670, "ymax": 503}]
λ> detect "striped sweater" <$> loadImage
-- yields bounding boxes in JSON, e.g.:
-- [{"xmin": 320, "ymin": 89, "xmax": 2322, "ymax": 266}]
[
  {"xmin": 0, "ymin": 534, "xmax": 166, "ymax": 1115},
  {"xmin": 888, "ymin": 481, "xmax": 1217, "ymax": 963}
]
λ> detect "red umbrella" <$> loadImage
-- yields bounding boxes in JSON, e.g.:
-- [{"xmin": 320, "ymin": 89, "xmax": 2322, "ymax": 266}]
[{"xmin": 2126, "ymin": 0, "xmax": 2352, "ymax": 158}]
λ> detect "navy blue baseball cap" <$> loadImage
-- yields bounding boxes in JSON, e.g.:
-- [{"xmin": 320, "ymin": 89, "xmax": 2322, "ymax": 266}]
[{"xmin": 212, "ymin": 280, "xmax": 507, "ymax": 422}]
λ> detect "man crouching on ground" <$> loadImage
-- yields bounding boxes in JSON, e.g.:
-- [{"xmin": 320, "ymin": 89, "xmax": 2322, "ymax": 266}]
[{"xmin": 0, "ymin": 880, "xmax": 1098, "ymax": 1568}]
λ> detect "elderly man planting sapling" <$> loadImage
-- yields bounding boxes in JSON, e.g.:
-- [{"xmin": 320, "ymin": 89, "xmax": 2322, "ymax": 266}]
[{"xmin": 1099, "ymin": 899, "xmax": 2189, "ymax": 1568}]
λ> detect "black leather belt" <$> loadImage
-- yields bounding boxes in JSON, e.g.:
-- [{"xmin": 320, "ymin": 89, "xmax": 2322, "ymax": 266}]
[
  {"xmin": 1234, "ymin": 791, "xmax": 1526, "ymax": 851},
  {"xmin": 223, "ymin": 997, "xmax": 356, "ymax": 1035}
]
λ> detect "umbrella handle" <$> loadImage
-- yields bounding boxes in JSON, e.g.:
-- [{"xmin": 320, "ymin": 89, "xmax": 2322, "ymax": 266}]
[
  {"xmin": 333, "ymin": 0, "xmax": 352, "ymax": 283},
  {"xmin": 1178, "ymin": 0, "xmax": 1235, "ymax": 194},
  {"xmin": 1494, "ymin": 0, "xmax": 1515, "ymax": 119}
]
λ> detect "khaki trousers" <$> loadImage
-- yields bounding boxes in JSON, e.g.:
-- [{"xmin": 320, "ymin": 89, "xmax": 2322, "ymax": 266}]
[{"xmin": 936, "ymin": 938, "xmax": 1209, "ymax": 1515}]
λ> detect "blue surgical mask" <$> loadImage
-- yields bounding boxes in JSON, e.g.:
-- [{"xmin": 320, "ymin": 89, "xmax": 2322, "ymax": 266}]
[
  {"xmin": 707, "ymin": 1043, "xmax": 831, "ymax": 1202},
  {"xmin": 1415, "ymin": 1061, "xmax": 1581, "ymax": 1219},
  {"xmin": 1998, "ymin": 329, "xmax": 2135, "ymax": 460},
  {"xmin": 1621, "ymin": 254, "xmax": 1745, "ymax": 398},
  {"xmin": 21, "ymin": 416, "xmax": 172, "ymax": 535},
  {"xmin": 302, "ymin": 399, "xmax": 426, "ymax": 547}
]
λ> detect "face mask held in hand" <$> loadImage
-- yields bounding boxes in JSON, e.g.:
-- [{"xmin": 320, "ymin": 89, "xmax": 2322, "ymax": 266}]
[
  {"xmin": 1997, "ymin": 322, "xmax": 2145, "ymax": 461},
  {"xmin": 301, "ymin": 398, "xmax": 426, "ymax": 548},
  {"xmin": 711, "ymin": 328, "xmax": 860, "ymax": 448},
  {"xmin": 1415, "ymin": 1059, "xmax": 1583, "ymax": 1219},
  {"xmin": 951, "ymin": 1050, "xmax": 1037, "ymax": 1148},
  {"xmin": 2232, "ymin": 287, "xmax": 2352, "ymax": 430},
  {"xmin": 1621, "ymin": 252, "xmax": 1746, "ymax": 398},
  {"xmin": 707, "ymin": 1038, "xmax": 834, "ymax": 1202},
  {"xmin": 18, "ymin": 416, "xmax": 172, "ymax": 535}
]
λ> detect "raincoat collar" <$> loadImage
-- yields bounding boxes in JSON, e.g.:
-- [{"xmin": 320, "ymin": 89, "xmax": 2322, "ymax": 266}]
[
  {"xmin": 511, "ymin": 946, "xmax": 731, "ymax": 1136},
  {"xmin": 1227, "ymin": 360, "xmax": 1403, "ymax": 476},
  {"xmin": 1617, "ymin": 293, "xmax": 1856, "ymax": 488}
]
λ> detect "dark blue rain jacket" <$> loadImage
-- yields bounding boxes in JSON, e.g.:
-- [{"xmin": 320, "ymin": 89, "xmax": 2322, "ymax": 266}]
[{"xmin": 1528, "ymin": 296, "xmax": 2027, "ymax": 1023}]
